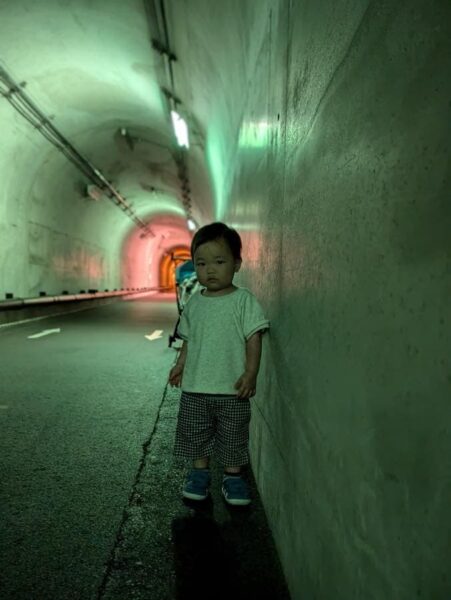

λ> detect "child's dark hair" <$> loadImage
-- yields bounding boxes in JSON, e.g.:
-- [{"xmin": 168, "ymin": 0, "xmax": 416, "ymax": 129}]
[{"xmin": 191, "ymin": 222, "xmax": 242, "ymax": 261}]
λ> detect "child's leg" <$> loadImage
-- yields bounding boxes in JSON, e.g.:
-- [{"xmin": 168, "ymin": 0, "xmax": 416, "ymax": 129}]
[
  {"xmin": 193, "ymin": 457, "xmax": 210, "ymax": 469},
  {"xmin": 173, "ymin": 392, "xmax": 215, "ymax": 464},
  {"xmin": 224, "ymin": 464, "xmax": 241, "ymax": 474},
  {"xmin": 215, "ymin": 398, "xmax": 251, "ymax": 473},
  {"xmin": 216, "ymin": 398, "xmax": 252, "ymax": 505}
]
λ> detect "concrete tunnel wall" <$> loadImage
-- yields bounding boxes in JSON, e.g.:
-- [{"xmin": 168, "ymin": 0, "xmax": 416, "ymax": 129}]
[
  {"xmin": 0, "ymin": 94, "xmax": 193, "ymax": 296},
  {"xmin": 167, "ymin": 1, "xmax": 450, "ymax": 598},
  {"xmin": 0, "ymin": 0, "xmax": 200, "ymax": 299},
  {"xmin": 1, "ymin": 1, "xmax": 450, "ymax": 599}
]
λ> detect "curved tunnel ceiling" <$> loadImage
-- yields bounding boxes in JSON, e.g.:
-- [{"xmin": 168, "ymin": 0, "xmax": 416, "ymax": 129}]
[{"xmin": 0, "ymin": 0, "xmax": 224, "ymax": 295}]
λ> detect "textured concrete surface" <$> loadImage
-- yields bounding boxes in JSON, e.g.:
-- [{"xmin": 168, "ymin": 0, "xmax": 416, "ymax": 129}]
[
  {"xmin": 0, "ymin": 298, "xmax": 290, "ymax": 599},
  {"xmin": 0, "ymin": 1, "xmax": 450, "ymax": 599},
  {"xmin": 168, "ymin": 1, "xmax": 451, "ymax": 598}
]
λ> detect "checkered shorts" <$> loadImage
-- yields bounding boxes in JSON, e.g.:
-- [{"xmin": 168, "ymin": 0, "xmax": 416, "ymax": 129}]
[{"xmin": 173, "ymin": 391, "xmax": 251, "ymax": 467}]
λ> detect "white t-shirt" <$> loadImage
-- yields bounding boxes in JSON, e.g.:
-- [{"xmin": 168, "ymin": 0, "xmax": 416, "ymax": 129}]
[{"xmin": 177, "ymin": 286, "xmax": 270, "ymax": 394}]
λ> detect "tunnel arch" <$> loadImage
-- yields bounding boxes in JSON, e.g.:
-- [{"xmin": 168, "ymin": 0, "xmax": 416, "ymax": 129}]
[
  {"xmin": 159, "ymin": 245, "xmax": 191, "ymax": 291},
  {"xmin": 121, "ymin": 215, "xmax": 193, "ymax": 292},
  {"xmin": 0, "ymin": 0, "xmax": 214, "ymax": 299}
]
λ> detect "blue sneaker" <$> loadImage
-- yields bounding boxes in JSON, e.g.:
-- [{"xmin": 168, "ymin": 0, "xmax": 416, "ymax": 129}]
[
  {"xmin": 182, "ymin": 468, "xmax": 211, "ymax": 500},
  {"xmin": 222, "ymin": 475, "xmax": 251, "ymax": 506}
]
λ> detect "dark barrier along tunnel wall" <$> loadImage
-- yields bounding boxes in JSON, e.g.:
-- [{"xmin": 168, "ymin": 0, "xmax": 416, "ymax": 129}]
[{"xmin": 1, "ymin": 1, "xmax": 450, "ymax": 599}]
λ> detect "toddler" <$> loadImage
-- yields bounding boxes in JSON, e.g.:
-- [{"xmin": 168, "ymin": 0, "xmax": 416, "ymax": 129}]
[{"xmin": 168, "ymin": 222, "xmax": 270, "ymax": 506}]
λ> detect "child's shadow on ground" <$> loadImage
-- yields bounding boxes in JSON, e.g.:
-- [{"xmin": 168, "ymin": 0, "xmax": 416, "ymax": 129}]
[{"xmin": 171, "ymin": 501, "xmax": 249, "ymax": 600}]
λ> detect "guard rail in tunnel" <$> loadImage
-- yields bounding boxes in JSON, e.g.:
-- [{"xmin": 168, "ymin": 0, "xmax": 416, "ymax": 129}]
[{"xmin": 0, "ymin": 287, "xmax": 174, "ymax": 326}]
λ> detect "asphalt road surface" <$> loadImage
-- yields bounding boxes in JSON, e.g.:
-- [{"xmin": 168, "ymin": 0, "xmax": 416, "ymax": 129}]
[{"xmin": 0, "ymin": 294, "xmax": 290, "ymax": 600}]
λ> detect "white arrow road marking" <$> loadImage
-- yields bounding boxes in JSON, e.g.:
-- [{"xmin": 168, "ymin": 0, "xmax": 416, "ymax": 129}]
[
  {"xmin": 145, "ymin": 330, "xmax": 163, "ymax": 341},
  {"xmin": 28, "ymin": 328, "xmax": 61, "ymax": 339}
]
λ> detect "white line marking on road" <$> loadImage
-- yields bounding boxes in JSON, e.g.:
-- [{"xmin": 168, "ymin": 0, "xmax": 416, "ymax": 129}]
[
  {"xmin": 28, "ymin": 328, "xmax": 61, "ymax": 339},
  {"xmin": 145, "ymin": 330, "xmax": 163, "ymax": 341}
]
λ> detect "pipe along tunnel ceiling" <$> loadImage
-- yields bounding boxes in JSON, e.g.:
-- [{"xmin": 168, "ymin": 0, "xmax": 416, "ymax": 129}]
[{"xmin": 0, "ymin": 0, "xmax": 246, "ymax": 297}]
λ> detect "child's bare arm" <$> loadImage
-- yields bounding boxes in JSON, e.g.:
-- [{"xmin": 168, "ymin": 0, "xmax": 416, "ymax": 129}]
[
  {"xmin": 168, "ymin": 341, "xmax": 188, "ymax": 387},
  {"xmin": 244, "ymin": 332, "xmax": 262, "ymax": 376},
  {"xmin": 176, "ymin": 340, "xmax": 188, "ymax": 367}
]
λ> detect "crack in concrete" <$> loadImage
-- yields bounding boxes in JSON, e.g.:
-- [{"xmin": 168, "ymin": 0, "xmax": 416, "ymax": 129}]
[{"xmin": 95, "ymin": 383, "xmax": 171, "ymax": 600}]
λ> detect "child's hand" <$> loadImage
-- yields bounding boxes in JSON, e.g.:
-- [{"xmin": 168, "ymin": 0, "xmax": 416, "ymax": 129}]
[
  {"xmin": 168, "ymin": 363, "xmax": 184, "ymax": 387},
  {"xmin": 234, "ymin": 372, "xmax": 257, "ymax": 399}
]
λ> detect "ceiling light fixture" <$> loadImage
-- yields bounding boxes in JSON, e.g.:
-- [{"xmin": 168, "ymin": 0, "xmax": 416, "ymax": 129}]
[{"xmin": 171, "ymin": 110, "xmax": 189, "ymax": 148}]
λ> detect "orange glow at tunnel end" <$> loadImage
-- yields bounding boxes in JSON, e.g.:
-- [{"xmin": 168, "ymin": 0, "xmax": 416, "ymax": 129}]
[{"xmin": 160, "ymin": 245, "xmax": 191, "ymax": 291}]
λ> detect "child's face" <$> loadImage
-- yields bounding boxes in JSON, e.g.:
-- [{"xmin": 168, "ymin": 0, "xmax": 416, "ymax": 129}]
[{"xmin": 193, "ymin": 238, "xmax": 241, "ymax": 294}]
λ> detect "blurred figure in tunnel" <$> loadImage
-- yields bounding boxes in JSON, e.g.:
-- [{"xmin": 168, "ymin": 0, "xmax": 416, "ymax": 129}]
[
  {"xmin": 168, "ymin": 259, "xmax": 202, "ymax": 350},
  {"xmin": 175, "ymin": 259, "xmax": 202, "ymax": 309},
  {"xmin": 168, "ymin": 222, "xmax": 270, "ymax": 506}
]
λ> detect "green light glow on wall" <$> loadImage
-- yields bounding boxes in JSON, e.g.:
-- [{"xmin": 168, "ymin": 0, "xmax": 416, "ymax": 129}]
[
  {"xmin": 206, "ymin": 130, "xmax": 227, "ymax": 221},
  {"xmin": 206, "ymin": 118, "xmax": 268, "ymax": 221},
  {"xmin": 238, "ymin": 120, "xmax": 270, "ymax": 148},
  {"xmin": 228, "ymin": 222, "xmax": 259, "ymax": 231}
]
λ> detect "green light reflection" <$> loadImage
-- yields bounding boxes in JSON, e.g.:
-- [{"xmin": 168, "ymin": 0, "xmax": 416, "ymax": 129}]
[
  {"xmin": 206, "ymin": 129, "xmax": 227, "ymax": 221},
  {"xmin": 238, "ymin": 120, "xmax": 270, "ymax": 148}
]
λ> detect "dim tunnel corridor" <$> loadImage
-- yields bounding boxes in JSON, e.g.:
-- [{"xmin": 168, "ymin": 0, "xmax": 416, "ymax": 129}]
[
  {"xmin": 1, "ymin": 1, "xmax": 450, "ymax": 599},
  {"xmin": 0, "ymin": 298, "xmax": 290, "ymax": 599}
]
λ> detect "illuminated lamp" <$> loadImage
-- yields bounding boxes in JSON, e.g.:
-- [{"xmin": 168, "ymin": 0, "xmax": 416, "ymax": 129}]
[{"xmin": 171, "ymin": 111, "xmax": 189, "ymax": 148}]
